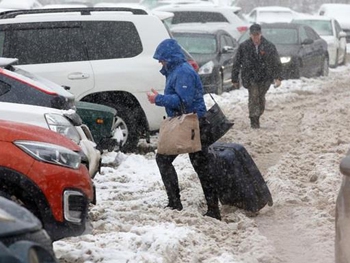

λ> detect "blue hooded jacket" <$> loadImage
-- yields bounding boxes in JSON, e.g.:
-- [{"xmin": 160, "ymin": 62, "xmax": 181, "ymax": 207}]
[{"xmin": 153, "ymin": 39, "xmax": 206, "ymax": 118}]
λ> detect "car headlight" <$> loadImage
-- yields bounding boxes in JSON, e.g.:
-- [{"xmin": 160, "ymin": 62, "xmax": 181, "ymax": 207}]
[
  {"xmin": 198, "ymin": 61, "xmax": 214, "ymax": 75},
  {"xmin": 280, "ymin": 57, "xmax": 291, "ymax": 64},
  {"xmin": 14, "ymin": 141, "xmax": 81, "ymax": 169},
  {"xmin": 45, "ymin": 113, "xmax": 81, "ymax": 144}
]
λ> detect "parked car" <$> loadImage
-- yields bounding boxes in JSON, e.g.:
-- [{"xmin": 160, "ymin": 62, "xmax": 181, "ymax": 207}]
[
  {"xmin": 0, "ymin": 57, "xmax": 119, "ymax": 152},
  {"xmin": 292, "ymin": 15, "xmax": 347, "ymax": 68},
  {"xmin": 0, "ymin": 196, "xmax": 58, "ymax": 263},
  {"xmin": 0, "ymin": 120, "xmax": 95, "ymax": 241},
  {"xmin": 318, "ymin": 3, "xmax": 350, "ymax": 43},
  {"xmin": 0, "ymin": 101, "xmax": 101, "ymax": 178},
  {"xmin": 171, "ymin": 25, "xmax": 238, "ymax": 94},
  {"xmin": 0, "ymin": 7, "xmax": 172, "ymax": 152},
  {"xmin": 153, "ymin": 4, "xmax": 249, "ymax": 40},
  {"xmin": 238, "ymin": 22, "xmax": 329, "ymax": 79},
  {"xmin": 75, "ymin": 100, "xmax": 122, "ymax": 152},
  {"xmin": 336, "ymin": 149, "xmax": 350, "ymax": 263},
  {"xmin": 244, "ymin": 6, "xmax": 301, "ymax": 24}
]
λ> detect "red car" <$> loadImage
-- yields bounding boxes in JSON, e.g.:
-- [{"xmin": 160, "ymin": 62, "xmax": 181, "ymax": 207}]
[{"xmin": 0, "ymin": 120, "xmax": 95, "ymax": 241}]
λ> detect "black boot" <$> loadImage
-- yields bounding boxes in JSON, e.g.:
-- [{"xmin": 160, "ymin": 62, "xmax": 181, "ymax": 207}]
[
  {"xmin": 250, "ymin": 117, "xmax": 260, "ymax": 129},
  {"xmin": 165, "ymin": 198, "xmax": 183, "ymax": 211},
  {"xmin": 204, "ymin": 205, "xmax": 221, "ymax": 221}
]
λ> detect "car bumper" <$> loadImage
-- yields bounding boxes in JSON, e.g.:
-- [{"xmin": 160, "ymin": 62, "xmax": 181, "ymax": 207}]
[{"xmin": 280, "ymin": 60, "xmax": 299, "ymax": 79}]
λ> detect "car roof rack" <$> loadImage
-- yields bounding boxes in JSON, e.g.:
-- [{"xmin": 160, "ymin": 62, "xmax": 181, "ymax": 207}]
[{"xmin": 0, "ymin": 7, "xmax": 148, "ymax": 19}]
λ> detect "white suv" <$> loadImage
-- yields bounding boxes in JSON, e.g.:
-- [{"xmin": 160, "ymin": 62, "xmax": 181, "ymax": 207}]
[{"xmin": 0, "ymin": 7, "xmax": 170, "ymax": 151}]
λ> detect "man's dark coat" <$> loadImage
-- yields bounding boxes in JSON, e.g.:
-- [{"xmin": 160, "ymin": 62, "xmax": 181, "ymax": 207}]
[{"xmin": 232, "ymin": 36, "xmax": 282, "ymax": 87}]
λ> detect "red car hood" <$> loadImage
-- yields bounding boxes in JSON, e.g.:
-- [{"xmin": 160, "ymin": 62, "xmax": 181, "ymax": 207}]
[{"xmin": 0, "ymin": 120, "xmax": 80, "ymax": 151}]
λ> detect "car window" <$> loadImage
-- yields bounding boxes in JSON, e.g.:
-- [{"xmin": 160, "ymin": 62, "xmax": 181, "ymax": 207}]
[
  {"xmin": 247, "ymin": 10, "xmax": 256, "ymax": 23},
  {"xmin": 0, "ymin": 79, "xmax": 10, "ymax": 96},
  {"xmin": 0, "ymin": 32, "xmax": 5, "ymax": 57},
  {"xmin": 171, "ymin": 11, "xmax": 229, "ymax": 24},
  {"xmin": 0, "ymin": 73, "xmax": 51, "ymax": 107},
  {"xmin": 83, "ymin": 21, "xmax": 142, "ymax": 60},
  {"xmin": 305, "ymin": 26, "xmax": 320, "ymax": 40},
  {"xmin": 173, "ymin": 33, "xmax": 217, "ymax": 54},
  {"xmin": 334, "ymin": 20, "xmax": 342, "ymax": 36},
  {"xmin": 220, "ymin": 35, "xmax": 238, "ymax": 48},
  {"xmin": 293, "ymin": 20, "xmax": 333, "ymax": 36},
  {"xmin": 299, "ymin": 27, "xmax": 308, "ymax": 43},
  {"xmin": 7, "ymin": 24, "xmax": 87, "ymax": 65}
]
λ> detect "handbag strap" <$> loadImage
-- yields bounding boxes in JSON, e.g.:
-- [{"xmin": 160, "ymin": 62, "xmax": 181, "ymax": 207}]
[{"xmin": 208, "ymin": 93, "xmax": 218, "ymax": 105}]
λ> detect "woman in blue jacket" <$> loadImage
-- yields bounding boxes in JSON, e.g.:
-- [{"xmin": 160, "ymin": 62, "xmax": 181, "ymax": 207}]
[{"xmin": 147, "ymin": 39, "xmax": 221, "ymax": 220}]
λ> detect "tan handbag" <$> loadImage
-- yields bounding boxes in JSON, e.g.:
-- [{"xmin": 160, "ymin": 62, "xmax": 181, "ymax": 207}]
[{"xmin": 157, "ymin": 113, "xmax": 202, "ymax": 155}]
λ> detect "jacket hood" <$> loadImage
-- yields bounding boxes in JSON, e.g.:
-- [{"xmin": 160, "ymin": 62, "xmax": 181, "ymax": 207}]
[{"xmin": 153, "ymin": 39, "xmax": 186, "ymax": 69}]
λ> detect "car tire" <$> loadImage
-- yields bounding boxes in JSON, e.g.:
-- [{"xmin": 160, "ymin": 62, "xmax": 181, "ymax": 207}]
[
  {"xmin": 216, "ymin": 71, "xmax": 223, "ymax": 95},
  {"xmin": 109, "ymin": 103, "xmax": 140, "ymax": 153},
  {"xmin": 291, "ymin": 61, "xmax": 301, "ymax": 79},
  {"xmin": 341, "ymin": 48, "xmax": 347, "ymax": 65},
  {"xmin": 331, "ymin": 51, "xmax": 338, "ymax": 68},
  {"xmin": 321, "ymin": 57, "xmax": 329, "ymax": 76}
]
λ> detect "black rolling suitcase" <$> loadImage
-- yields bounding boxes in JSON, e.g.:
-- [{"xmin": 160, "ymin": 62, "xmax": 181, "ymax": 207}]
[{"xmin": 208, "ymin": 142, "xmax": 273, "ymax": 212}]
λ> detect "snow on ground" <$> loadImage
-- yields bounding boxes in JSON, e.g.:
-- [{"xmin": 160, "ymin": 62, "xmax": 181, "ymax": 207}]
[{"xmin": 54, "ymin": 62, "xmax": 350, "ymax": 263}]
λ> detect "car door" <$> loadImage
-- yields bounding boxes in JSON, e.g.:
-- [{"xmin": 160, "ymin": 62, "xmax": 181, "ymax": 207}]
[
  {"xmin": 1, "ymin": 22, "xmax": 95, "ymax": 99},
  {"xmin": 218, "ymin": 32, "xmax": 237, "ymax": 87},
  {"xmin": 298, "ymin": 26, "xmax": 315, "ymax": 77},
  {"xmin": 305, "ymin": 26, "xmax": 327, "ymax": 75}
]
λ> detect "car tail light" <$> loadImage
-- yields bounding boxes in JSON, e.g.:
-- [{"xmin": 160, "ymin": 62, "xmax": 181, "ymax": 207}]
[
  {"xmin": 188, "ymin": 59, "xmax": 199, "ymax": 72},
  {"xmin": 237, "ymin": 26, "xmax": 248, "ymax": 34}
]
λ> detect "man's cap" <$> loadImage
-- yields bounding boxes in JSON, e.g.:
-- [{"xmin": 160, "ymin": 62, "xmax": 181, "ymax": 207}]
[{"xmin": 250, "ymin": 24, "xmax": 261, "ymax": 34}]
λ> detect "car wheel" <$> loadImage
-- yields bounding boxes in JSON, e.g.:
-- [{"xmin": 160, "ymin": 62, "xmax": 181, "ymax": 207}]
[
  {"xmin": 216, "ymin": 71, "xmax": 223, "ymax": 95},
  {"xmin": 341, "ymin": 48, "xmax": 347, "ymax": 65},
  {"xmin": 331, "ymin": 51, "xmax": 338, "ymax": 68},
  {"xmin": 321, "ymin": 57, "xmax": 329, "ymax": 76},
  {"xmin": 110, "ymin": 103, "xmax": 140, "ymax": 152},
  {"xmin": 291, "ymin": 61, "xmax": 301, "ymax": 79}
]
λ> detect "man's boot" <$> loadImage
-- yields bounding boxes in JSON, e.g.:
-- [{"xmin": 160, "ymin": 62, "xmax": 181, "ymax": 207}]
[
  {"xmin": 204, "ymin": 204, "xmax": 221, "ymax": 221},
  {"xmin": 250, "ymin": 117, "xmax": 260, "ymax": 129},
  {"xmin": 165, "ymin": 198, "xmax": 183, "ymax": 211}
]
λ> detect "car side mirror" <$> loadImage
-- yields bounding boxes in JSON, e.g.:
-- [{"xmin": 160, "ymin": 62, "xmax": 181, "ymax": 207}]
[
  {"xmin": 222, "ymin": 46, "xmax": 235, "ymax": 53},
  {"xmin": 340, "ymin": 155, "xmax": 350, "ymax": 176},
  {"xmin": 302, "ymin": 38, "xmax": 314, "ymax": 45},
  {"xmin": 339, "ymin": 31, "xmax": 346, "ymax": 38}
]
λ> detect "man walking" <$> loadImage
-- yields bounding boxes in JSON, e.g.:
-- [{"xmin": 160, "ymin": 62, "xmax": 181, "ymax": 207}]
[{"xmin": 232, "ymin": 23, "xmax": 282, "ymax": 129}]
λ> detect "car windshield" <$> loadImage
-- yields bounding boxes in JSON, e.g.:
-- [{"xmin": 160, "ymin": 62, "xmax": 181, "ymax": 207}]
[
  {"xmin": 264, "ymin": 28, "xmax": 298, "ymax": 44},
  {"xmin": 170, "ymin": 11, "xmax": 229, "ymax": 24},
  {"xmin": 293, "ymin": 20, "xmax": 333, "ymax": 36},
  {"xmin": 239, "ymin": 28, "xmax": 298, "ymax": 45},
  {"xmin": 173, "ymin": 34, "xmax": 217, "ymax": 54},
  {"xmin": 259, "ymin": 11, "xmax": 294, "ymax": 23}
]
